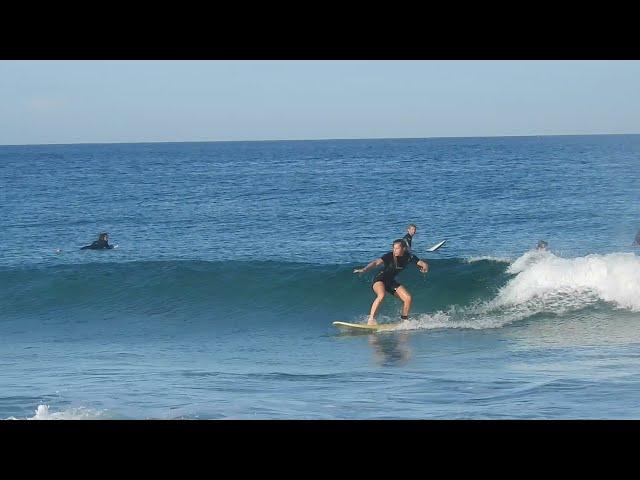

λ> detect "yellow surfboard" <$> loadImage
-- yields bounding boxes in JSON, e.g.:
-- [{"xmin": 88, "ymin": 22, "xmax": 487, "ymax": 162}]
[{"xmin": 332, "ymin": 321, "xmax": 401, "ymax": 332}]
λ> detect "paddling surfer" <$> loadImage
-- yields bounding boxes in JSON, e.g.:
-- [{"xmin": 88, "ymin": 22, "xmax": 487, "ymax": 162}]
[{"xmin": 80, "ymin": 232, "xmax": 116, "ymax": 250}]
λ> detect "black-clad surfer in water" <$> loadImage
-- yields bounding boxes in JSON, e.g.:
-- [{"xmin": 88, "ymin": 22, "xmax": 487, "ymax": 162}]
[
  {"xmin": 401, "ymin": 223, "xmax": 417, "ymax": 253},
  {"xmin": 81, "ymin": 232, "xmax": 116, "ymax": 250},
  {"xmin": 353, "ymin": 239, "xmax": 429, "ymax": 326}
]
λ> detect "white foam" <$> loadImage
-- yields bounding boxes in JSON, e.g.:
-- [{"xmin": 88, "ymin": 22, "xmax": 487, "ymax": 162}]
[
  {"xmin": 395, "ymin": 309, "xmax": 524, "ymax": 331},
  {"xmin": 464, "ymin": 255, "xmax": 513, "ymax": 264},
  {"xmin": 382, "ymin": 310, "xmax": 504, "ymax": 331},
  {"xmin": 497, "ymin": 252, "xmax": 640, "ymax": 312},
  {"xmin": 391, "ymin": 311, "xmax": 453, "ymax": 330},
  {"xmin": 7, "ymin": 404, "xmax": 106, "ymax": 420},
  {"xmin": 390, "ymin": 252, "xmax": 640, "ymax": 332},
  {"xmin": 506, "ymin": 249, "xmax": 551, "ymax": 274}
]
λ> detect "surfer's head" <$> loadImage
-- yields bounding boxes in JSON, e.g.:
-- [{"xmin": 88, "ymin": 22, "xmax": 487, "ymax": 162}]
[
  {"xmin": 536, "ymin": 240, "xmax": 548, "ymax": 250},
  {"xmin": 392, "ymin": 239, "xmax": 406, "ymax": 257},
  {"xmin": 407, "ymin": 224, "xmax": 417, "ymax": 236},
  {"xmin": 98, "ymin": 232, "xmax": 109, "ymax": 242}
]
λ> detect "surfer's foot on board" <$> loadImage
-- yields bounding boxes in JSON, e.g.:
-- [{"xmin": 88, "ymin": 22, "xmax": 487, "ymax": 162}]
[{"xmin": 367, "ymin": 317, "xmax": 377, "ymax": 326}]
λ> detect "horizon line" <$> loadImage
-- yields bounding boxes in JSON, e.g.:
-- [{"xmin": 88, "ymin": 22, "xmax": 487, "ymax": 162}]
[{"xmin": 1, "ymin": 132, "xmax": 639, "ymax": 148}]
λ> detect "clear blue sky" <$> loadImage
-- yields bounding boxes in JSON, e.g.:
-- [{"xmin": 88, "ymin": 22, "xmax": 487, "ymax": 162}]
[{"xmin": 1, "ymin": 60, "xmax": 639, "ymax": 145}]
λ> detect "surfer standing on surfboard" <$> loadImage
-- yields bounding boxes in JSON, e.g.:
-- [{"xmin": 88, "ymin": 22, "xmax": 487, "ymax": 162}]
[{"xmin": 353, "ymin": 239, "xmax": 428, "ymax": 326}]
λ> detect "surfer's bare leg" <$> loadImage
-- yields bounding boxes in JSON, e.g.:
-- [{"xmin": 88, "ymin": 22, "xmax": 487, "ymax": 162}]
[
  {"xmin": 368, "ymin": 281, "xmax": 386, "ymax": 325},
  {"xmin": 394, "ymin": 286, "xmax": 412, "ymax": 318}
]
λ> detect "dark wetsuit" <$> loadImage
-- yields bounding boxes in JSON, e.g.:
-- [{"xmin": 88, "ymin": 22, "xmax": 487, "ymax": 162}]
[
  {"xmin": 373, "ymin": 251, "xmax": 421, "ymax": 294},
  {"xmin": 80, "ymin": 239, "xmax": 113, "ymax": 250},
  {"xmin": 402, "ymin": 233, "xmax": 413, "ymax": 252}
]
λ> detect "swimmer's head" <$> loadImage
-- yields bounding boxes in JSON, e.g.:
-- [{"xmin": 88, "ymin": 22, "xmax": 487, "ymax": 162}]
[
  {"xmin": 392, "ymin": 239, "xmax": 406, "ymax": 256},
  {"xmin": 537, "ymin": 240, "xmax": 548, "ymax": 250},
  {"xmin": 99, "ymin": 232, "xmax": 109, "ymax": 241}
]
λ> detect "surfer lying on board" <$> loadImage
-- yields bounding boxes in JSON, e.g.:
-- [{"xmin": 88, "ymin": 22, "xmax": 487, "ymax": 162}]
[
  {"xmin": 353, "ymin": 239, "xmax": 429, "ymax": 326},
  {"xmin": 80, "ymin": 232, "xmax": 116, "ymax": 250}
]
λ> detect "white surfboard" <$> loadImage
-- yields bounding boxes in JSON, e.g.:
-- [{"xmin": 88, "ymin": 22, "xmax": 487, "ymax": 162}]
[
  {"xmin": 426, "ymin": 239, "xmax": 446, "ymax": 252},
  {"xmin": 333, "ymin": 321, "xmax": 401, "ymax": 332}
]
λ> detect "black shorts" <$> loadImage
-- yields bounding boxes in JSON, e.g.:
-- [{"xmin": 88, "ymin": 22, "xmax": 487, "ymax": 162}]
[{"xmin": 373, "ymin": 274, "xmax": 401, "ymax": 295}]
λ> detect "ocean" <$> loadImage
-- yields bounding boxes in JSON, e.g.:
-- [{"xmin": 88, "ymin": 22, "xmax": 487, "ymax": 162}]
[{"xmin": 1, "ymin": 135, "xmax": 639, "ymax": 419}]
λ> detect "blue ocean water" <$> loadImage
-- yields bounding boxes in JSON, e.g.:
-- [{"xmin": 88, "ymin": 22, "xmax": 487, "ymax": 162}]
[{"xmin": 1, "ymin": 135, "xmax": 639, "ymax": 419}]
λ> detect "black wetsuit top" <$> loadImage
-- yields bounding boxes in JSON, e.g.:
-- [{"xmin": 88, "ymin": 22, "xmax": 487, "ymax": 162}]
[
  {"xmin": 373, "ymin": 251, "xmax": 420, "ymax": 293},
  {"xmin": 80, "ymin": 239, "xmax": 113, "ymax": 250},
  {"xmin": 402, "ymin": 233, "xmax": 413, "ymax": 251}
]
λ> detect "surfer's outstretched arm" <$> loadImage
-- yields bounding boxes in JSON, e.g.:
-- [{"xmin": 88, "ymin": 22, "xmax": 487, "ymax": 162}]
[
  {"xmin": 408, "ymin": 253, "xmax": 428, "ymax": 274},
  {"xmin": 353, "ymin": 258, "xmax": 383, "ymax": 274}
]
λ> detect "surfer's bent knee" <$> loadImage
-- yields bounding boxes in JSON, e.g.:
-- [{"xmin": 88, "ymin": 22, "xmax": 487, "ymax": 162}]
[{"xmin": 372, "ymin": 281, "xmax": 385, "ymax": 298}]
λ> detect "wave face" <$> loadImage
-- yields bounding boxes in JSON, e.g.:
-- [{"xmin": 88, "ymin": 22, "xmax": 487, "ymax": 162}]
[
  {"xmin": 2, "ymin": 252, "xmax": 638, "ymax": 329},
  {"xmin": 0, "ymin": 258, "xmax": 506, "ymax": 320}
]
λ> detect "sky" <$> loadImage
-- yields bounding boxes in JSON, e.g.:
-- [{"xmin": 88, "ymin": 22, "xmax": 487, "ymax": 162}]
[{"xmin": 0, "ymin": 60, "xmax": 639, "ymax": 145}]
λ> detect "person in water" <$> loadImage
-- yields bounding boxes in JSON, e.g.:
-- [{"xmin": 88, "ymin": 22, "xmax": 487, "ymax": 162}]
[
  {"xmin": 536, "ymin": 240, "xmax": 548, "ymax": 251},
  {"xmin": 353, "ymin": 239, "xmax": 429, "ymax": 326},
  {"xmin": 81, "ymin": 232, "xmax": 115, "ymax": 250},
  {"xmin": 633, "ymin": 231, "xmax": 640, "ymax": 246},
  {"xmin": 401, "ymin": 223, "xmax": 417, "ymax": 253}
]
